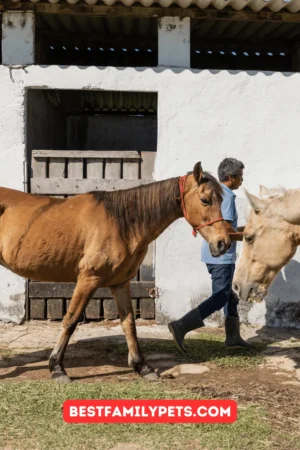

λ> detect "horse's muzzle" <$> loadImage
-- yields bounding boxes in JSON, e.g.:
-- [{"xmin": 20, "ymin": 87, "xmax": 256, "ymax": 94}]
[
  {"xmin": 209, "ymin": 240, "xmax": 228, "ymax": 257},
  {"xmin": 232, "ymin": 281, "xmax": 266, "ymax": 303}
]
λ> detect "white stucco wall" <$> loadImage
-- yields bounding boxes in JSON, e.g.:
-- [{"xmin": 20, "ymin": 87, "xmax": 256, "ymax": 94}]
[
  {"xmin": 2, "ymin": 12, "xmax": 35, "ymax": 65},
  {"xmin": 1, "ymin": 65, "xmax": 300, "ymax": 327},
  {"xmin": 158, "ymin": 17, "xmax": 190, "ymax": 68},
  {"xmin": 0, "ymin": 67, "xmax": 26, "ymax": 322}
]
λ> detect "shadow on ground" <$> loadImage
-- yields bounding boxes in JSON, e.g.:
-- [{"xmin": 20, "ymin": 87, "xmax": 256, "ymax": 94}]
[{"xmin": 0, "ymin": 332, "xmax": 268, "ymax": 381}]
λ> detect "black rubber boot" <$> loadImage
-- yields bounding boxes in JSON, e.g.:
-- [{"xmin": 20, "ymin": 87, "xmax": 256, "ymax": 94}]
[
  {"xmin": 168, "ymin": 307, "xmax": 204, "ymax": 354},
  {"xmin": 225, "ymin": 315, "xmax": 252, "ymax": 348}
]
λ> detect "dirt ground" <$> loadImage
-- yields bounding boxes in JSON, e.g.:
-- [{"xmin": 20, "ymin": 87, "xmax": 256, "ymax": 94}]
[
  {"xmin": 1, "ymin": 319, "xmax": 300, "ymax": 447},
  {"xmin": 1, "ymin": 319, "xmax": 300, "ymax": 382}
]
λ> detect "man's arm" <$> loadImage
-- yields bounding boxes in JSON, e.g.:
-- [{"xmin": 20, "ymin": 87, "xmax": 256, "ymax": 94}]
[
  {"xmin": 224, "ymin": 221, "xmax": 244, "ymax": 241},
  {"xmin": 224, "ymin": 221, "xmax": 237, "ymax": 234},
  {"xmin": 221, "ymin": 193, "xmax": 244, "ymax": 241},
  {"xmin": 228, "ymin": 232, "xmax": 244, "ymax": 241}
]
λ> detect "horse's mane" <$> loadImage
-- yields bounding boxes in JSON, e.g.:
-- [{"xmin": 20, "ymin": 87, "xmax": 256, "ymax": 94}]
[
  {"xmin": 187, "ymin": 171, "xmax": 223, "ymax": 203},
  {"xmin": 90, "ymin": 172, "xmax": 222, "ymax": 240},
  {"xmin": 260, "ymin": 186, "xmax": 287, "ymax": 200}
]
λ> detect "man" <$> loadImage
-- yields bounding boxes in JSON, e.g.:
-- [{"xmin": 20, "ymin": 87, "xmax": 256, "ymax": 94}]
[{"xmin": 168, "ymin": 158, "xmax": 251, "ymax": 353}]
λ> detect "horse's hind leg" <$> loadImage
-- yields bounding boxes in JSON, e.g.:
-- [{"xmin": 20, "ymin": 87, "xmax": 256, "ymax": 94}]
[
  {"xmin": 111, "ymin": 281, "xmax": 159, "ymax": 381},
  {"xmin": 49, "ymin": 274, "xmax": 100, "ymax": 382}
]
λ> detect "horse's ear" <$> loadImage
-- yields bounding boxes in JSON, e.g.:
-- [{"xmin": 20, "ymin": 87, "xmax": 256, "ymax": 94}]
[
  {"xmin": 193, "ymin": 162, "xmax": 203, "ymax": 185},
  {"xmin": 259, "ymin": 185, "xmax": 270, "ymax": 198},
  {"xmin": 244, "ymin": 189, "xmax": 267, "ymax": 214},
  {"xmin": 260, "ymin": 184, "xmax": 287, "ymax": 199}
]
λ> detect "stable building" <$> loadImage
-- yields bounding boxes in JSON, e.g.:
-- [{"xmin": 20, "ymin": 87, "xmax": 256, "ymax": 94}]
[{"xmin": 1, "ymin": 0, "xmax": 300, "ymax": 328}]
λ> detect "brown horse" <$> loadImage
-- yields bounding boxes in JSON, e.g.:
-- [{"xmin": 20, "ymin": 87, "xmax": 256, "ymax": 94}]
[
  {"xmin": 233, "ymin": 185, "xmax": 300, "ymax": 303},
  {"xmin": 0, "ymin": 162, "xmax": 230, "ymax": 382}
]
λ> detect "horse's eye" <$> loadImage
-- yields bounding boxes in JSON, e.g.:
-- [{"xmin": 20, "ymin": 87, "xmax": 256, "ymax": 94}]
[
  {"xmin": 200, "ymin": 198, "xmax": 210, "ymax": 206},
  {"xmin": 245, "ymin": 235, "xmax": 254, "ymax": 244}
]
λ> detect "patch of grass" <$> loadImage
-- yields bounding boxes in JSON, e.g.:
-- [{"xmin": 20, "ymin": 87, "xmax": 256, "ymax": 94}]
[
  {"xmin": 0, "ymin": 348, "xmax": 14, "ymax": 361},
  {"xmin": 110, "ymin": 332, "xmax": 266, "ymax": 369},
  {"xmin": 186, "ymin": 333, "xmax": 266, "ymax": 368},
  {"xmin": 0, "ymin": 380, "xmax": 273, "ymax": 450}
]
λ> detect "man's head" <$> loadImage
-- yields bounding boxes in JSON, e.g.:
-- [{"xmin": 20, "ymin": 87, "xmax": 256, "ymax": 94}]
[{"xmin": 218, "ymin": 158, "xmax": 244, "ymax": 190}]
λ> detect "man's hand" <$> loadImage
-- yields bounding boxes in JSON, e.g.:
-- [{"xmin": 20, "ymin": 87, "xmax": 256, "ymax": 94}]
[
  {"xmin": 224, "ymin": 221, "xmax": 238, "ymax": 234},
  {"xmin": 224, "ymin": 221, "xmax": 244, "ymax": 241},
  {"xmin": 228, "ymin": 232, "xmax": 244, "ymax": 241}
]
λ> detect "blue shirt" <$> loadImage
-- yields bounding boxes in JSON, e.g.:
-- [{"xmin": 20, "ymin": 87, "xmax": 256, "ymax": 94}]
[{"xmin": 201, "ymin": 183, "xmax": 238, "ymax": 264}]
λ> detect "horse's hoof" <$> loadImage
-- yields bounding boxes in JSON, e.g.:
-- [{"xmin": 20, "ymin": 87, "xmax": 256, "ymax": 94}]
[
  {"xmin": 51, "ymin": 372, "xmax": 71, "ymax": 383},
  {"xmin": 142, "ymin": 371, "xmax": 160, "ymax": 382}
]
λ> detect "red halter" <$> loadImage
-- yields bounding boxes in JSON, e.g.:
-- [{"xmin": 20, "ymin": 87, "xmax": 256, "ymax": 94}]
[{"xmin": 179, "ymin": 175, "xmax": 224, "ymax": 237}]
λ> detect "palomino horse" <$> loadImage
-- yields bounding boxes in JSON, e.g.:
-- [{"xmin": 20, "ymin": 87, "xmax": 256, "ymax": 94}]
[
  {"xmin": 0, "ymin": 162, "xmax": 230, "ymax": 382},
  {"xmin": 233, "ymin": 185, "xmax": 300, "ymax": 303}
]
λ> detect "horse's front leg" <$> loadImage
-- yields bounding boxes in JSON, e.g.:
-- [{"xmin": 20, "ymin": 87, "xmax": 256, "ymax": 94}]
[
  {"xmin": 49, "ymin": 274, "xmax": 100, "ymax": 382},
  {"xmin": 111, "ymin": 281, "xmax": 159, "ymax": 381}
]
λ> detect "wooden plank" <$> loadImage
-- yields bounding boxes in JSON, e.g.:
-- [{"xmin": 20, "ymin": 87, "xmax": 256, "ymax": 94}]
[
  {"xmin": 25, "ymin": 280, "xmax": 30, "ymax": 322},
  {"xmin": 140, "ymin": 298, "xmax": 155, "ymax": 319},
  {"xmin": 31, "ymin": 157, "xmax": 47, "ymax": 178},
  {"xmin": 32, "ymin": 150, "xmax": 141, "ymax": 159},
  {"xmin": 47, "ymin": 298, "xmax": 64, "ymax": 320},
  {"xmin": 49, "ymin": 158, "xmax": 66, "ymax": 179},
  {"xmin": 140, "ymin": 242, "xmax": 155, "ymax": 281},
  {"xmin": 4, "ymin": 3, "xmax": 300, "ymax": 23},
  {"xmin": 30, "ymin": 298, "xmax": 46, "ymax": 320},
  {"xmin": 141, "ymin": 152, "xmax": 156, "ymax": 179},
  {"xmin": 139, "ymin": 152, "xmax": 155, "ymax": 282},
  {"xmin": 30, "ymin": 178, "xmax": 152, "ymax": 195},
  {"xmin": 103, "ymin": 299, "xmax": 118, "ymax": 320},
  {"xmin": 132, "ymin": 299, "xmax": 138, "ymax": 319},
  {"xmin": 68, "ymin": 158, "xmax": 83, "ymax": 179},
  {"xmin": 131, "ymin": 271, "xmax": 138, "ymax": 281},
  {"xmin": 28, "ymin": 297, "xmax": 151, "ymax": 320},
  {"xmin": 29, "ymin": 281, "xmax": 155, "ymax": 299},
  {"xmin": 86, "ymin": 159, "xmax": 104, "ymax": 179},
  {"xmin": 123, "ymin": 159, "xmax": 140, "ymax": 179},
  {"xmin": 85, "ymin": 299, "xmax": 101, "ymax": 319},
  {"xmin": 105, "ymin": 159, "xmax": 121, "ymax": 179}
]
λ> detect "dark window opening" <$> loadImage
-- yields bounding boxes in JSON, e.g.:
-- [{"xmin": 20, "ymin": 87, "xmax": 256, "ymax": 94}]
[
  {"xmin": 26, "ymin": 89, "xmax": 157, "ymax": 165},
  {"xmin": 35, "ymin": 15, "xmax": 158, "ymax": 67},
  {"xmin": 191, "ymin": 19, "xmax": 298, "ymax": 72}
]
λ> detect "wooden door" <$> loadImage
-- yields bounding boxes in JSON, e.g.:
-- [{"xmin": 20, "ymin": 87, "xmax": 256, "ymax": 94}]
[{"xmin": 28, "ymin": 150, "xmax": 156, "ymax": 321}]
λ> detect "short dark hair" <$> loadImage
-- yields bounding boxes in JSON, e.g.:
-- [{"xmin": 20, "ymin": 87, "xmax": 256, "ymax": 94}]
[{"xmin": 218, "ymin": 158, "xmax": 244, "ymax": 182}]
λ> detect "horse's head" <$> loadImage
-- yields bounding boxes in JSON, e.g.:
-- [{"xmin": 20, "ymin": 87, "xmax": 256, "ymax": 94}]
[
  {"xmin": 183, "ymin": 162, "xmax": 231, "ymax": 257},
  {"xmin": 233, "ymin": 187, "xmax": 298, "ymax": 303}
]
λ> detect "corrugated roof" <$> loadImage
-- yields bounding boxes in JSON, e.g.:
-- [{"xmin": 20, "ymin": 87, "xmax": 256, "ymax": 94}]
[
  {"xmin": 45, "ymin": 90, "xmax": 158, "ymax": 113},
  {"xmin": 35, "ymin": 15, "xmax": 158, "ymax": 65},
  {"xmin": 10, "ymin": 0, "xmax": 300, "ymax": 13},
  {"xmin": 36, "ymin": 15, "xmax": 157, "ymax": 39},
  {"xmin": 34, "ymin": 13, "xmax": 299, "ymax": 68},
  {"xmin": 191, "ymin": 18, "xmax": 300, "ymax": 38},
  {"xmin": 190, "ymin": 17, "xmax": 295, "ymax": 70}
]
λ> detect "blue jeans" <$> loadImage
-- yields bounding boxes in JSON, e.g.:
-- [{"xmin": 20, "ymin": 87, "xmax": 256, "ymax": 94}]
[{"xmin": 198, "ymin": 264, "xmax": 239, "ymax": 320}]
